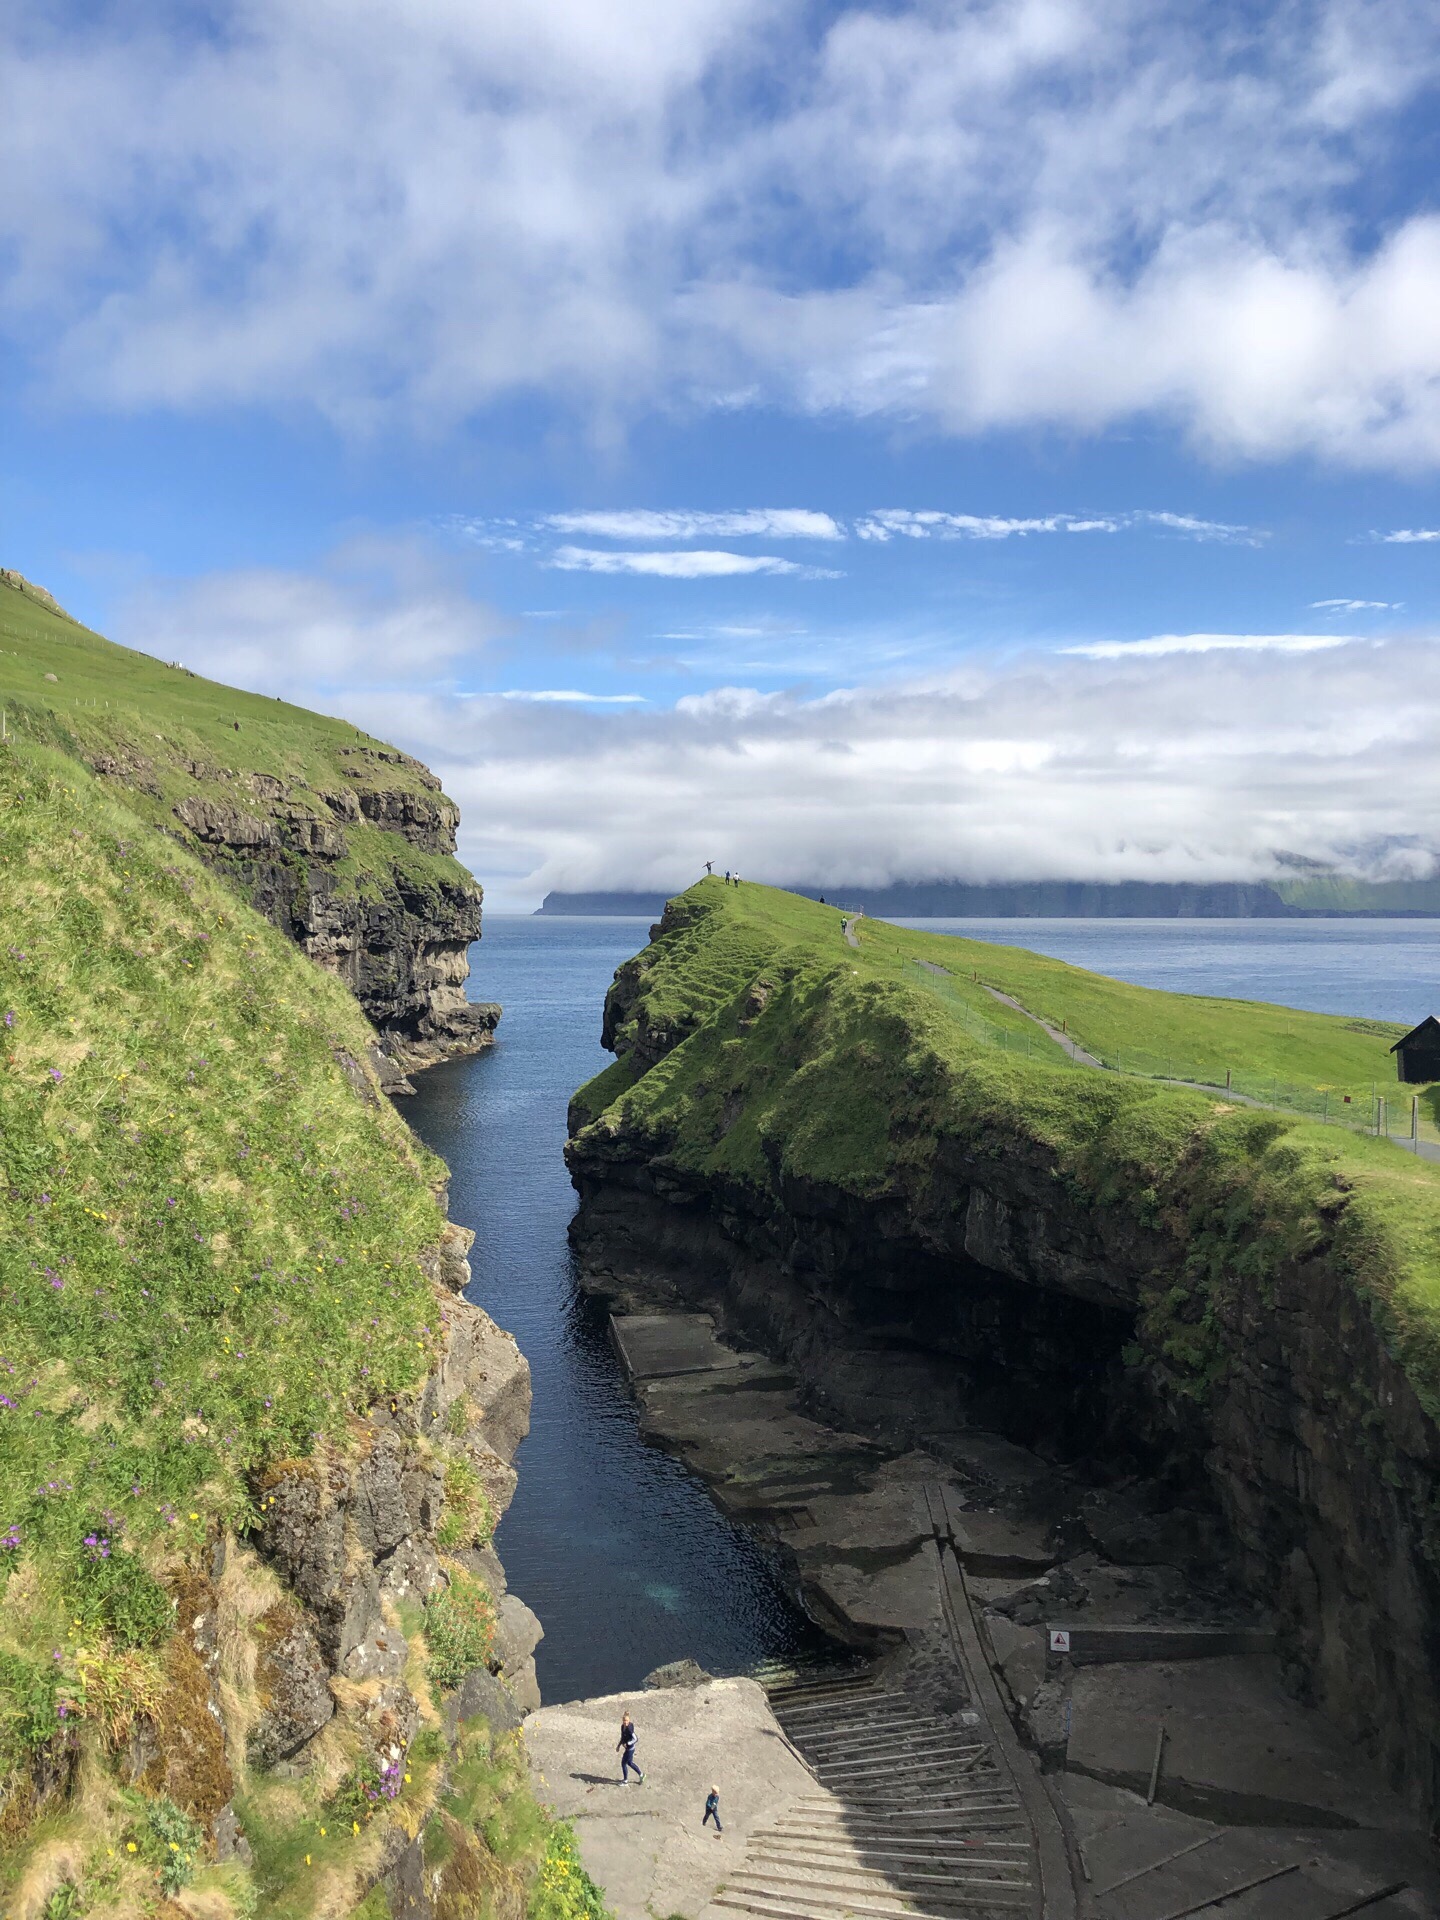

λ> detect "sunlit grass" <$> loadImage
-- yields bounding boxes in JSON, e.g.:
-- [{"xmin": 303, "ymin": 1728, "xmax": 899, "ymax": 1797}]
[
  {"xmin": 576, "ymin": 877, "xmax": 1440, "ymax": 1414},
  {"xmin": 0, "ymin": 742, "xmax": 446, "ymax": 1793}
]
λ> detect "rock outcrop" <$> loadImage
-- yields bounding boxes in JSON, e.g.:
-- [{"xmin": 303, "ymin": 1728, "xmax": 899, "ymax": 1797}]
[
  {"xmin": 234, "ymin": 1247, "xmax": 540, "ymax": 1912},
  {"xmin": 157, "ymin": 755, "xmax": 498, "ymax": 1072}
]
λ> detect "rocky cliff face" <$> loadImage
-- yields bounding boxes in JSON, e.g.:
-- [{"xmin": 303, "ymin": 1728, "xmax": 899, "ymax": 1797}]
[
  {"xmin": 159, "ymin": 1234, "xmax": 541, "ymax": 1918},
  {"xmin": 111, "ymin": 744, "xmax": 498, "ymax": 1074},
  {"xmin": 2, "ymin": 569, "xmax": 500, "ymax": 1073},
  {"xmin": 568, "ymin": 921, "xmax": 1440, "ymax": 1830}
]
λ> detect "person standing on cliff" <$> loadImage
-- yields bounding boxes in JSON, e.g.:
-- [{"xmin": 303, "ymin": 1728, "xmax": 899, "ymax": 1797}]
[
  {"xmin": 617, "ymin": 1711, "xmax": 644, "ymax": 1784},
  {"xmin": 703, "ymin": 1785, "xmax": 722, "ymax": 1834}
]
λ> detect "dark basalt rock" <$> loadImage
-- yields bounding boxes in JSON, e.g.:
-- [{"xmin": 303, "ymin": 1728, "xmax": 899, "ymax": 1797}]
[
  {"xmin": 644, "ymin": 1657, "xmax": 714, "ymax": 1689},
  {"xmin": 568, "ymin": 1104, "xmax": 1440, "ymax": 1831},
  {"xmin": 126, "ymin": 746, "xmax": 502, "ymax": 1071},
  {"xmin": 249, "ymin": 1600, "xmax": 334, "ymax": 1768},
  {"xmin": 252, "ymin": 1284, "xmax": 534, "ymax": 1700}
]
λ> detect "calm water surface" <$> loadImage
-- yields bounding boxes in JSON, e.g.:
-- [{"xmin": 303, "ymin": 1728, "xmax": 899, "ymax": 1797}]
[
  {"xmin": 405, "ymin": 913, "xmax": 1440, "ymax": 1702},
  {"xmin": 897, "ymin": 918, "xmax": 1440, "ymax": 1026},
  {"xmin": 404, "ymin": 917, "xmax": 829, "ymax": 1704}
]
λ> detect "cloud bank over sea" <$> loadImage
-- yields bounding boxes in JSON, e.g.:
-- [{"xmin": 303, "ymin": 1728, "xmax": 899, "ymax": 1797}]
[{"xmin": 116, "ymin": 551, "xmax": 1439, "ymax": 906}]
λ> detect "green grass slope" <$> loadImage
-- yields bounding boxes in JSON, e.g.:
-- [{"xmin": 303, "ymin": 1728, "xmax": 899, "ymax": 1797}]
[
  {"xmin": 0, "ymin": 743, "xmax": 446, "ymax": 1554},
  {"xmin": 0, "ymin": 744, "xmax": 591, "ymax": 1913},
  {"xmin": 574, "ymin": 879, "xmax": 1440, "ymax": 1410},
  {"xmin": 0, "ymin": 572, "xmax": 472, "ymax": 921}
]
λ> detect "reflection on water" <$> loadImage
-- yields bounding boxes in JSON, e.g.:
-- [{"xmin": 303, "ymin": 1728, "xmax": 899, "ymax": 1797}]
[{"xmin": 404, "ymin": 916, "xmax": 829, "ymax": 1705}]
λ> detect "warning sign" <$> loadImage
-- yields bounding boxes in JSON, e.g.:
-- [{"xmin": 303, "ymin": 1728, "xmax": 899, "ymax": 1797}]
[{"xmin": 1048, "ymin": 1629, "xmax": 1071, "ymax": 1654}]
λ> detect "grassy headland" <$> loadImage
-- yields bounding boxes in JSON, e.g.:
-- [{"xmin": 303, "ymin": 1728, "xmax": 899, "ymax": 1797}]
[
  {"xmin": 0, "ymin": 599, "xmax": 593, "ymax": 1916},
  {"xmin": 574, "ymin": 877, "xmax": 1440, "ymax": 1409},
  {"xmin": 0, "ymin": 578, "xmax": 487, "ymax": 1075}
]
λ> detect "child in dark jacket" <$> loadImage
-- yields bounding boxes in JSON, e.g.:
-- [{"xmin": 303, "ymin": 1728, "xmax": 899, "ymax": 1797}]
[{"xmin": 703, "ymin": 1785, "xmax": 722, "ymax": 1833}]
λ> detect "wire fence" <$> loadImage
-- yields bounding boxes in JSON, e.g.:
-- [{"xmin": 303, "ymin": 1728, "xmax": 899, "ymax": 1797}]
[{"xmin": 903, "ymin": 960, "xmax": 1438, "ymax": 1152}]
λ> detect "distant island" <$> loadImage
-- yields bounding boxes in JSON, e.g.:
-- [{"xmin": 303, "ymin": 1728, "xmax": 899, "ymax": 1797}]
[{"xmin": 537, "ymin": 875, "xmax": 1440, "ymax": 917}]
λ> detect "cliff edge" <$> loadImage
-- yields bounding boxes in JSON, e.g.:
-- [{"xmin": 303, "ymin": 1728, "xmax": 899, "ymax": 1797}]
[
  {"xmin": 567, "ymin": 878, "xmax": 1440, "ymax": 1832},
  {"xmin": 0, "ymin": 620, "xmax": 599, "ymax": 1916},
  {"xmin": 0, "ymin": 571, "xmax": 498, "ymax": 1075}
]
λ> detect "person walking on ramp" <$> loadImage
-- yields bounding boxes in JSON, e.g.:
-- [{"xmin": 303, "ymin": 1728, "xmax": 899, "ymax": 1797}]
[
  {"xmin": 617, "ymin": 1710, "xmax": 644, "ymax": 1784},
  {"xmin": 703, "ymin": 1784, "xmax": 722, "ymax": 1834}
]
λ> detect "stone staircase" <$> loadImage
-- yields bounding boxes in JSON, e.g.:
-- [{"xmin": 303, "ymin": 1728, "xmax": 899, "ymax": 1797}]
[{"xmin": 710, "ymin": 1669, "xmax": 1039, "ymax": 1920}]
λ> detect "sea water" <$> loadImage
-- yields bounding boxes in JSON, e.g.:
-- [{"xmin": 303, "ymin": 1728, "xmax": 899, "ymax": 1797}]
[
  {"xmin": 895, "ymin": 918, "xmax": 1440, "ymax": 1026},
  {"xmin": 404, "ymin": 917, "xmax": 830, "ymax": 1704}
]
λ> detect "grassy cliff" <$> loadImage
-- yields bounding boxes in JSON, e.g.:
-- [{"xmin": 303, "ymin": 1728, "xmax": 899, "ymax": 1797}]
[
  {"xmin": 0, "ymin": 575, "xmax": 495, "ymax": 1070},
  {"xmin": 570, "ymin": 881, "xmax": 1440, "ymax": 1824},
  {"xmin": 0, "ymin": 639, "xmax": 592, "ymax": 1914},
  {"xmin": 573, "ymin": 878, "xmax": 1440, "ymax": 1409}
]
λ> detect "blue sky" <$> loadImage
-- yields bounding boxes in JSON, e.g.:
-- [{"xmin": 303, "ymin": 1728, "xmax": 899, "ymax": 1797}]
[{"xmin": 3, "ymin": 1, "xmax": 1440, "ymax": 905}]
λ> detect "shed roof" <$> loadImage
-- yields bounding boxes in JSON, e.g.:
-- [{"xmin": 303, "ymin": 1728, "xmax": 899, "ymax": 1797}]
[{"xmin": 1391, "ymin": 1015, "xmax": 1440, "ymax": 1054}]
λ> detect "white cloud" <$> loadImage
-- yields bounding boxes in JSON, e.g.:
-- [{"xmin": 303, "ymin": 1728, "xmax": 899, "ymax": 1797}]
[
  {"xmin": 497, "ymin": 689, "xmax": 646, "ymax": 703},
  {"xmin": 857, "ymin": 512, "xmax": 1075, "ymax": 541},
  {"xmin": 110, "ymin": 538, "xmax": 504, "ymax": 695},
  {"xmin": 448, "ymin": 519, "xmax": 530, "ymax": 553},
  {"xmin": 1311, "ymin": 598, "xmax": 1399, "ymax": 611},
  {"xmin": 1063, "ymin": 633, "xmax": 1354, "ymax": 659},
  {"xmin": 116, "ymin": 552, "xmax": 1440, "ymax": 906},
  {"xmin": 7, "ymin": 2, "xmax": 1440, "ymax": 466},
  {"xmin": 369, "ymin": 633, "xmax": 1440, "ymax": 904},
  {"xmin": 542, "ymin": 509, "xmax": 844, "ymax": 541},
  {"xmin": 548, "ymin": 546, "xmax": 842, "ymax": 579},
  {"xmin": 854, "ymin": 508, "xmax": 1259, "ymax": 542},
  {"xmin": 1135, "ymin": 512, "xmax": 1256, "ymax": 543},
  {"xmin": 1374, "ymin": 529, "xmax": 1440, "ymax": 543}
]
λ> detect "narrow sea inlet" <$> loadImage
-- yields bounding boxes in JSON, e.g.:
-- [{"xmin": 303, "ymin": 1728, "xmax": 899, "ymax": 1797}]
[
  {"xmin": 406, "ymin": 911, "xmax": 1440, "ymax": 1705},
  {"xmin": 404, "ymin": 914, "xmax": 830, "ymax": 1703}
]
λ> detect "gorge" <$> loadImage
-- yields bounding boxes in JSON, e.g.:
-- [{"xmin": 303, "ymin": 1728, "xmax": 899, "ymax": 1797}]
[{"xmin": 7, "ymin": 566, "xmax": 1440, "ymax": 1918}]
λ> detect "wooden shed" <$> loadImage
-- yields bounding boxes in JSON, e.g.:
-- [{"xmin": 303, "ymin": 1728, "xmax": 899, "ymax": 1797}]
[{"xmin": 1391, "ymin": 1016, "xmax": 1440, "ymax": 1084}]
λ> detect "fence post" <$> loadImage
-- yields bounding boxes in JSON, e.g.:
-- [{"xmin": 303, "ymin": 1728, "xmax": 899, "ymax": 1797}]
[
  {"xmin": 1414, "ymin": 1095, "xmax": 1420, "ymax": 1154},
  {"xmin": 1225, "ymin": 1068, "xmax": 1231, "ymax": 1091}
]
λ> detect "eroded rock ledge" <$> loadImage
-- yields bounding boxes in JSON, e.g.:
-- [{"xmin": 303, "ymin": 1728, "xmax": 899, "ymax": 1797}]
[
  {"xmin": 100, "ymin": 745, "xmax": 499, "ymax": 1072},
  {"xmin": 120, "ymin": 1231, "xmax": 543, "ymax": 1920}
]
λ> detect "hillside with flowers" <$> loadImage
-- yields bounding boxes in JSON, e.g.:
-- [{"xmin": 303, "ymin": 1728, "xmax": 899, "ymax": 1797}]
[{"xmin": 0, "ymin": 731, "xmax": 599, "ymax": 1913}]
